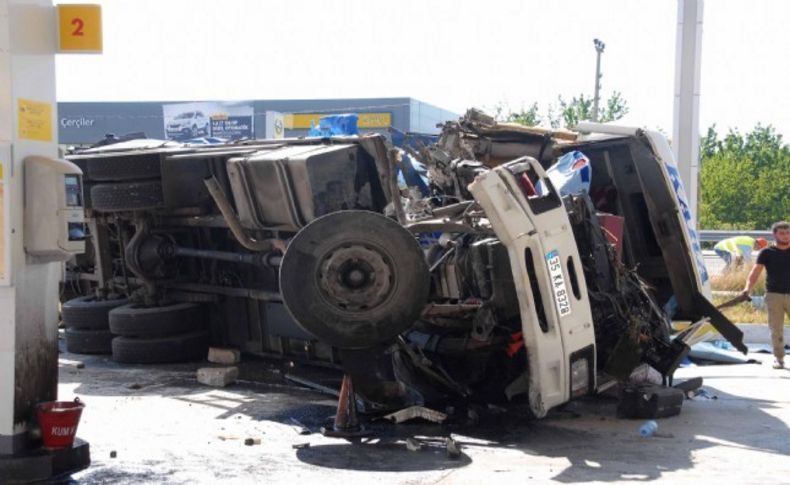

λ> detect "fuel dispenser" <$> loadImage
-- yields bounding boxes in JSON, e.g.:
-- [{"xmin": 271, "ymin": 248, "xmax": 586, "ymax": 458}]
[
  {"xmin": 0, "ymin": 0, "xmax": 92, "ymax": 480},
  {"xmin": 24, "ymin": 156, "xmax": 86, "ymax": 262},
  {"xmin": 0, "ymin": 157, "xmax": 91, "ymax": 480}
]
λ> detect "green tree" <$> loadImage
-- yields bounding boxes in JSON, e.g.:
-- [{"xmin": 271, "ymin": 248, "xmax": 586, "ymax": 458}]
[
  {"xmin": 698, "ymin": 125, "xmax": 790, "ymax": 230},
  {"xmin": 554, "ymin": 94, "xmax": 595, "ymax": 128},
  {"xmin": 601, "ymin": 91, "xmax": 629, "ymax": 124},
  {"xmin": 492, "ymin": 101, "xmax": 542, "ymax": 126},
  {"xmin": 495, "ymin": 92, "xmax": 629, "ymax": 129},
  {"xmin": 698, "ymin": 154, "xmax": 758, "ymax": 229}
]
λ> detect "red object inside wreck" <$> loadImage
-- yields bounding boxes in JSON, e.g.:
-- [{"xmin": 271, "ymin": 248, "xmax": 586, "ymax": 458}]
[{"xmin": 597, "ymin": 213, "xmax": 625, "ymax": 262}]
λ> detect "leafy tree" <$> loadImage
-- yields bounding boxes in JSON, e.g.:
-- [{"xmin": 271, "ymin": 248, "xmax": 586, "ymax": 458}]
[
  {"xmin": 492, "ymin": 102, "xmax": 542, "ymax": 126},
  {"xmin": 601, "ymin": 91, "xmax": 629, "ymax": 124},
  {"xmin": 494, "ymin": 92, "xmax": 629, "ymax": 129},
  {"xmin": 698, "ymin": 154, "xmax": 757, "ymax": 229},
  {"xmin": 700, "ymin": 125, "xmax": 719, "ymax": 159},
  {"xmin": 698, "ymin": 125, "xmax": 790, "ymax": 230},
  {"xmin": 554, "ymin": 94, "xmax": 595, "ymax": 128},
  {"xmin": 507, "ymin": 102, "xmax": 541, "ymax": 126}
]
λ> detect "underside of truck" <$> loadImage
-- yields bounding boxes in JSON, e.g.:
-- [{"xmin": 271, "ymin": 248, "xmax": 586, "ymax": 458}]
[{"xmin": 63, "ymin": 109, "xmax": 744, "ymax": 416}]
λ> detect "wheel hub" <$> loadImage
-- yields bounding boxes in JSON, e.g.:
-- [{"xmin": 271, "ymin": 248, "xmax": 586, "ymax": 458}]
[{"xmin": 318, "ymin": 245, "xmax": 393, "ymax": 311}]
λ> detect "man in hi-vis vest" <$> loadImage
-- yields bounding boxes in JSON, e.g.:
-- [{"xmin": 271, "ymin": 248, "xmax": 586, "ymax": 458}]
[{"xmin": 714, "ymin": 235, "xmax": 768, "ymax": 271}]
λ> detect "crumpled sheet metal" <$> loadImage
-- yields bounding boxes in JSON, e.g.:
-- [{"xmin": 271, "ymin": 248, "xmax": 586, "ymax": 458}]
[{"xmin": 383, "ymin": 405, "xmax": 448, "ymax": 424}]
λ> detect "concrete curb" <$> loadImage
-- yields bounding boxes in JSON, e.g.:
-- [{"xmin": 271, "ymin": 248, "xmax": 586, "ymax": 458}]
[{"xmin": 736, "ymin": 323, "xmax": 790, "ymax": 345}]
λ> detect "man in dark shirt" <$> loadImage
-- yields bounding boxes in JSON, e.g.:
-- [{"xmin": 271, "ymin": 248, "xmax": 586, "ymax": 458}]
[{"xmin": 743, "ymin": 221, "xmax": 790, "ymax": 369}]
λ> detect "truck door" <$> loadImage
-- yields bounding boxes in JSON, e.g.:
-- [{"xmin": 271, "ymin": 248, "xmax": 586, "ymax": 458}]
[{"xmin": 470, "ymin": 156, "xmax": 596, "ymax": 417}]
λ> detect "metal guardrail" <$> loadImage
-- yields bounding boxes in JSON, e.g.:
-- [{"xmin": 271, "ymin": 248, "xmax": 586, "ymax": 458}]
[{"xmin": 698, "ymin": 230, "xmax": 772, "ymax": 242}]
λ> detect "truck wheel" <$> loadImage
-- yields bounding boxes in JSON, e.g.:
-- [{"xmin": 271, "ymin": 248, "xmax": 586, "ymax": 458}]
[
  {"xmin": 91, "ymin": 181, "xmax": 164, "ymax": 212},
  {"xmin": 279, "ymin": 210, "xmax": 430, "ymax": 349},
  {"xmin": 62, "ymin": 296, "xmax": 129, "ymax": 330},
  {"xmin": 65, "ymin": 328, "xmax": 114, "ymax": 354},
  {"xmin": 111, "ymin": 331, "xmax": 209, "ymax": 364},
  {"xmin": 87, "ymin": 154, "xmax": 162, "ymax": 182},
  {"xmin": 109, "ymin": 302, "xmax": 207, "ymax": 337}
]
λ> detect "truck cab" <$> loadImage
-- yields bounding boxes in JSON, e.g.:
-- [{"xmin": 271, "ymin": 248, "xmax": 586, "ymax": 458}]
[
  {"xmin": 464, "ymin": 124, "xmax": 744, "ymax": 416},
  {"xmin": 471, "ymin": 157, "xmax": 596, "ymax": 417}
]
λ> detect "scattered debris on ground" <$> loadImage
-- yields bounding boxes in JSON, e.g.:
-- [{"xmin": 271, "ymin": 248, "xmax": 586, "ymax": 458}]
[
  {"xmin": 617, "ymin": 385, "xmax": 685, "ymax": 419},
  {"xmin": 208, "ymin": 347, "xmax": 241, "ymax": 365},
  {"xmin": 287, "ymin": 418, "xmax": 312, "ymax": 435},
  {"xmin": 197, "ymin": 366, "xmax": 239, "ymax": 387},
  {"xmin": 405, "ymin": 437, "xmax": 422, "ymax": 452},
  {"xmin": 445, "ymin": 437, "xmax": 462, "ymax": 459},
  {"xmin": 383, "ymin": 406, "xmax": 448, "ymax": 424}
]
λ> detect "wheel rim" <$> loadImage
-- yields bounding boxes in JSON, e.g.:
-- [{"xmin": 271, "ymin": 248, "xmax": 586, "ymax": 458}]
[
  {"xmin": 317, "ymin": 243, "xmax": 394, "ymax": 312},
  {"xmin": 279, "ymin": 210, "xmax": 430, "ymax": 349}
]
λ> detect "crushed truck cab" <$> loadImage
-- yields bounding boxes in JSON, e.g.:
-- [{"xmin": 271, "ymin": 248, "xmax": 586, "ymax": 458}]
[{"xmin": 470, "ymin": 157, "xmax": 595, "ymax": 417}]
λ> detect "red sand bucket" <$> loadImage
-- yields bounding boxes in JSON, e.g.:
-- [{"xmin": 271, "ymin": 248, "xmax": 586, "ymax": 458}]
[{"xmin": 36, "ymin": 398, "xmax": 85, "ymax": 449}]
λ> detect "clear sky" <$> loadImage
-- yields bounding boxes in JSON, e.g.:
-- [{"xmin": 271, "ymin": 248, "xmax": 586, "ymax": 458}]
[{"xmin": 56, "ymin": 0, "xmax": 790, "ymax": 137}]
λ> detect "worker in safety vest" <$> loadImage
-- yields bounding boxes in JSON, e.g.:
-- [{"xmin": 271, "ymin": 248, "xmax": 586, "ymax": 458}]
[{"xmin": 714, "ymin": 235, "xmax": 768, "ymax": 270}]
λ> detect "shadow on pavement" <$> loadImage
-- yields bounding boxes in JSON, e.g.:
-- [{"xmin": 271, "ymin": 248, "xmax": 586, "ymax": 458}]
[
  {"xmin": 58, "ymin": 345, "xmax": 790, "ymax": 482},
  {"xmin": 295, "ymin": 441, "xmax": 472, "ymax": 472}
]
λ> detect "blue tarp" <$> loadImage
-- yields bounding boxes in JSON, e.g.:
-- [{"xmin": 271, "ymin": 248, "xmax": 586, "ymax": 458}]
[
  {"xmin": 308, "ymin": 114, "xmax": 359, "ymax": 137},
  {"xmin": 389, "ymin": 131, "xmax": 438, "ymax": 150},
  {"xmin": 398, "ymin": 152, "xmax": 430, "ymax": 197}
]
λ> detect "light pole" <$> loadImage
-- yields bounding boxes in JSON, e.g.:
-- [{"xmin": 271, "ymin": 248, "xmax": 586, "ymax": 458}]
[{"xmin": 592, "ymin": 38, "xmax": 605, "ymax": 122}]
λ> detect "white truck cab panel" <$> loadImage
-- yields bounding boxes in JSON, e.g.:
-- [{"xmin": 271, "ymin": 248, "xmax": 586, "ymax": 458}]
[{"xmin": 470, "ymin": 156, "xmax": 596, "ymax": 417}]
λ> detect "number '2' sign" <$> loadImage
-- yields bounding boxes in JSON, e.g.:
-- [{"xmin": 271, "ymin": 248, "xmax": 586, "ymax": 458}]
[
  {"xmin": 71, "ymin": 17, "xmax": 85, "ymax": 36},
  {"xmin": 57, "ymin": 4, "xmax": 102, "ymax": 53}
]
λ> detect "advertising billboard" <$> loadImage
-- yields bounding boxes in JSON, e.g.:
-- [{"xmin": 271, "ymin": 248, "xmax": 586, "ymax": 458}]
[{"xmin": 162, "ymin": 101, "xmax": 254, "ymax": 141}]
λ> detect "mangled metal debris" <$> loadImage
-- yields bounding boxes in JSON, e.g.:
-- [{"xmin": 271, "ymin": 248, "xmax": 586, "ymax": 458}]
[
  {"xmin": 617, "ymin": 385, "xmax": 685, "ymax": 419},
  {"xmin": 309, "ymin": 108, "xmax": 740, "ymax": 419},
  {"xmin": 405, "ymin": 437, "xmax": 422, "ymax": 451},
  {"xmin": 383, "ymin": 406, "xmax": 448, "ymax": 424},
  {"xmin": 287, "ymin": 418, "xmax": 312, "ymax": 435}
]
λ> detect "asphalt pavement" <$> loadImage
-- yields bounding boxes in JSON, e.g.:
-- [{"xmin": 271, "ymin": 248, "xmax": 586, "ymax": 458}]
[{"xmin": 61, "ymin": 346, "xmax": 789, "ymax": 484}]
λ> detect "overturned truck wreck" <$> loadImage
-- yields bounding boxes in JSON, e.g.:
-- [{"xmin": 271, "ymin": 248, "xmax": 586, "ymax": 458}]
[{"xmin": 65, "ymin": 109, "xmax": 745, "ymax": 418}]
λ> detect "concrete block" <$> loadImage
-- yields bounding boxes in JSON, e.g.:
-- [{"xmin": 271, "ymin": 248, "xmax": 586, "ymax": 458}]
[
  {"xmin": 197, "ymin": 366, "xmax": 239, "ymax": 387},
  {"xmin": 207, "ymin": 347, "xmax": 241, "ymax": 365}
]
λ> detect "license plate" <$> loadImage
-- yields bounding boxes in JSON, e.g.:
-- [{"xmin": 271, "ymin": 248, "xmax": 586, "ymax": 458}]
[{"xmin": 546, "ymin": 250, "xmax": 571, "ymax": 317}]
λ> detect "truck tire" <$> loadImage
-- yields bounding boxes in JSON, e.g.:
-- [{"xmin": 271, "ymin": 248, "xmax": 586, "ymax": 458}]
[
  {"xmin": 109, "ymin": 302, "xmax": 207, "ymax": 337},
  {"xmin": 65, "ymin": 328, "xmax": 114, "ymax": 354},
  {"xmin": 91, "ymin": 181, "xmax": 164, "ymax": 212},
  {"xmin": 111, "ymin": 331, "xmax": 209, "ymax": 364},
  {"xmin": 62, "ymin": 296, "xmax": 129, "ymax": 330},
  {"xmin": 280, "ymin": 210, "xmax": 430, "ymax": 349},
  {"xmin": 87, "ymin": 154, "xmax": 161, "ymax": 182}
]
